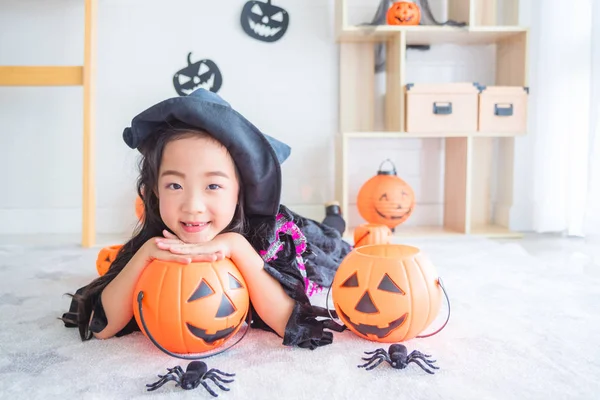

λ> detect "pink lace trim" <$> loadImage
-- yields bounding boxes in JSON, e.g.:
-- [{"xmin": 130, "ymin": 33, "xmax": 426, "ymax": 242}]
[{"xmin": 259, "ymin": 214, "xmax": 323, "ymax": 297}]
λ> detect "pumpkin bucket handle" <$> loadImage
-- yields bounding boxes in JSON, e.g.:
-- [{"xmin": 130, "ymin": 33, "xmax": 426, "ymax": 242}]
[
  {"xmin": 136, "ymin": 291, "xmax": 251, "ymax": 360},
  {"xmin": 416, "ymin": 277, "xmax": 451, "ymax": 338},
  {"xmin": 324, "ymin": 285, "xmax": 347, "ymax": 329},
  {"xmin": 378, "ymin": 158, "xmax": 397, "ymax": 175}
]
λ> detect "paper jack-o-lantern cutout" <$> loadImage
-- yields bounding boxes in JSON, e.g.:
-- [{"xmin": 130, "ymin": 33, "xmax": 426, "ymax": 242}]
[
  {"xmin": 173, "ymin": 52, "xmax": 222, "ymax": 96},
  {"xmin": 332, "ymin": 244, "xmax": 446, "ymax": 343},
  {"xmin": 241, "ymin": 0, "xmax": 289, "ymax": 42},
  {"xmin": 134, "ymin": 259, "xmax": 249, "ymax": 355},
  {"xmin": 96, "ymin": 245, "xmax": 123, "ymax": 276},
  {"xmin": 353, "ymin": 224, "xmax": 392, "ymax": 248},
  {"xmin": 357, "ymin": 159, "xmax": 415, "ymax": 231},
  {"xmin": 387, "ymin": 1, "xmax": 421, "ymax": 26}
]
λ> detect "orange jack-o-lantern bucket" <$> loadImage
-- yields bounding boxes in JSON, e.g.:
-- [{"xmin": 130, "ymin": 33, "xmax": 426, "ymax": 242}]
[
  {"xmin": 96, "ymin": 245, "xmax": 123, "ymax": 276},
  {"xmin": 387, "ymin": 1, "xmax": 421, "ymax": 26},
  {"xmin": 134, "ymin": 259, "xmax": 249, "ymax": 355},
  {"xmin": 332, "ymin": 244, "xmax": 448, "ymax": 343},
  {"xmin": 353, "ymin": 224, "xmax": 392, "ymax": 248},
  {"xmin": 357, "ymin": 159, "xmax": 415, "ymax": 231}
]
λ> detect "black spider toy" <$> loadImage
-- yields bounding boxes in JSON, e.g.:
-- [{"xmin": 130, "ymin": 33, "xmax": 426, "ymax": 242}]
[
  {"xmin": 146, "ymin": 361, "xmax": 235, "ymax": 396},
  {"xmin": 358, "ymin": 343, "xmax": 439, "ymax": 374}
]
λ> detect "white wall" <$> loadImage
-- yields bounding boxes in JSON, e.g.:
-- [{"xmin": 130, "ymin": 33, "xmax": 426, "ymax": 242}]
[{"xmin": 0, "ymin": 0, "xmax": 539, "ymax": 235}]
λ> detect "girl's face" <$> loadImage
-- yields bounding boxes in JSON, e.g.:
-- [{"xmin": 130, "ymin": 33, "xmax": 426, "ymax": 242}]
[{"xmin": 157, "ymin": 135, "xmax": 240, "ymax": 243}]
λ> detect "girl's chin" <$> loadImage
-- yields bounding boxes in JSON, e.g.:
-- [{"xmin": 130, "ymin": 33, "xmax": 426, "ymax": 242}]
[{"xmin": 177, "ymin": 230, "xmax": 216, "ymax": 244}]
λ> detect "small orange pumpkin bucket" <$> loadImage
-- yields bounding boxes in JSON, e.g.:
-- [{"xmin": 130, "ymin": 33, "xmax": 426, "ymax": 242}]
[
  {"xmin": 331, "ymin": 244, "xmax": 449, "ymax": 343},
  {"xmin": 134, "ymin": 259, "xmax": 250, "ymax": 356},
  {"xmin": 353, "ymin": 224, "xmax": 392, "ymax": 248},
  {"xmin": 95, "ymin": 245, "xmax": 123, "ymax": 276},
  {"xmin": 357, "ymin": 159, "xmax": 415, "ymax": 231},
  {"xmin": 387, "ymin": 1, "xmax": 421, "ymax": 26}
]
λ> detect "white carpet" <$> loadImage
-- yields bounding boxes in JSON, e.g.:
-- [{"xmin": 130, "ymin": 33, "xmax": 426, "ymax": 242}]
[{"xmin": 1, "ymin": 236, "xmax": 599, "ymax": 400}]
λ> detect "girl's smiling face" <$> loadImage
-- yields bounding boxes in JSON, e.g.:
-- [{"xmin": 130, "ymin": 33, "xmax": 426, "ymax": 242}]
[{"xmin": 157, "ymin": 134, "xmax": 240, "ymax": 243}]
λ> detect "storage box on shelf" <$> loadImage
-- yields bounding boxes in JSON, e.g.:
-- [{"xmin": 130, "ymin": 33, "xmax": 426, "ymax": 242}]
[
  {"xmin": 405, "ymin": 83, "xmax": 480, "ymax": 133},
  {"xmin": 335, "ymin": 0, "xmax": 529, "ymax": 239},
  {"xmin": 478, "ymin": 85, "xmax": 529, "ymax": 133}
]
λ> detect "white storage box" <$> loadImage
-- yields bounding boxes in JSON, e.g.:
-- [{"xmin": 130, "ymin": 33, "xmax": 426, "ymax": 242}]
[
  {"xmin": 405, "ymin": 83, "xmax": 479, "ymax": 133},
  {"xmin": 478, "ymin": 86, "xmax": 529, "ymax": 133}
]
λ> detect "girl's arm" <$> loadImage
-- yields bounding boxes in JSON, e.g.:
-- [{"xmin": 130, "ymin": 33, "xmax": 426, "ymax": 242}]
[
  {"xmin": 93, "ymin": 239, "xmax": 193, "ymax": 340},
  {"xmin": 227, "ymin": 233, "xmax": 295, "ymax": 338}
]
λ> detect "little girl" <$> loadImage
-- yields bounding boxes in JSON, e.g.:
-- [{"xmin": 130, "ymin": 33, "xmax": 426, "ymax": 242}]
[{"xmin": 63, "ymin": 89, "xmax": 352, "ymax": 349}]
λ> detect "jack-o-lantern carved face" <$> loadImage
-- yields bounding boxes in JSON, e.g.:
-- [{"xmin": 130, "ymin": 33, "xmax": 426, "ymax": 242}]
[
  {"xmin": 133, "ymin": 259, "xmax": 249, "ymax": 354},
  {"xmin": 173, "ymin": 52, "xmax": 222, "ymax": 96},
  {"xmin": 373, "ymin": 183, "xmax": 414, "ymax": 222},
  {"xmin": 337, "ymin": 270, "xmax": 408, "ymax": 339},
  {"xmin": 332, "ymin": 245, "xmax": 443, "ymax": 343},
  {"xmin": 386, "ymin": 1, "xmax": 421, "ymax": 26},
  {"xmin": 96, "ymin": 244, "xmax": 122, "ymax": 276},
  {"xmin": 241, "ymin": 0, "xmax": 289, "ymax": 42},
  {"xmin": 357, "ymin": 160, "xmax": 415, "ymax": 230}
]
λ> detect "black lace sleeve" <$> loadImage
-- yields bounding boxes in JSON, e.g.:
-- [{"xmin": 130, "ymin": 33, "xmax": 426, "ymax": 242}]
[
  {"xmin": 63, "ymin": 285, "xmax": 140, "ymax": 337},
  {"xmin": 243, "ymin": 205, "xmax": 352, "ymax": 349},
  {"xmin": 257, "ymin": 259, "xmax": 345, "ymax": 349}
]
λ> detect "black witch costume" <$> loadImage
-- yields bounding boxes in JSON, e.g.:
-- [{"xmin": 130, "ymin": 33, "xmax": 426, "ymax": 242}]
[{"xmin": 63, "ymin": 89, "xmax": 352, "ymax": 349}]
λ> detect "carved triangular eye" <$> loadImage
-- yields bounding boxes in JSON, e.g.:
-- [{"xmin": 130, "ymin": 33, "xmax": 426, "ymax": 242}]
[
  {"xmin": 229, "ymin": 274, "xmax": 244, "ymax": 289},
  {"xmin": 341, "ymin": 273, "xmax": 359, "ymax": 287},
  {"xmin": 188, "ymin": 280, "xmax": 214, "ymax": 302},
  {"xmin": 215, "ymin": 294, "xmax": 236, "ymax": 318},
  {"xmin": 377, "ymin": 274, "xmax": 405, "ymax": 294},
  {"xmin": 379, "ymin": 193, "xmax": 389, "ymax": 201},
  {"xmin": 355, "ymin": 291, "xmax": 378, "ymax": 313}
]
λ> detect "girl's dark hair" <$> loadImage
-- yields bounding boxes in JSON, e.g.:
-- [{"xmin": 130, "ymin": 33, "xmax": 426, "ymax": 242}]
[{"xmin": 64, "ymin": 122, "xmax": 246, "ymax": 340}]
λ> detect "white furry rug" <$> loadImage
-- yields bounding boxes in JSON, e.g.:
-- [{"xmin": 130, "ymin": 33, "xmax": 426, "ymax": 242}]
[{"xmin": 1, "ymin": 236, "xmax": 599, "ymax": 399}]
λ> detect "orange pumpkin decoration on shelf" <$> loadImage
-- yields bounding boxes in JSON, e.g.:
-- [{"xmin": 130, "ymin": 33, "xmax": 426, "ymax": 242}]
[
  {"xmin": 387, "ymin": 1, "xmax": 421, "ymax": 26},
  {"xmin": 357, "ymin": 159, "xmax": 415, "ymax": 231},
  {"xmin": 96, "ymin": 244, "xmax": 123, "ymax": 276},
  {"xmin": 332, "ymin": 244, "xmax": 443, "ymax": 343},
  {"xmin": 133, "ymin": 258, "xmax": 249, "ymax": 354},
  {"xmin": 353, "ymin": 224, "xmax": 392, "ymax": 248}
]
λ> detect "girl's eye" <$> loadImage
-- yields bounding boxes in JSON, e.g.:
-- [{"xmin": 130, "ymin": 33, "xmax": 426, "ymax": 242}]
[
  {"xmin": 207, "ymin": 184, "xmax": 221, "ymax": 191},
  {"xmin": 167, "ymin": 183, "xmax": 182, "ymax": 190}
]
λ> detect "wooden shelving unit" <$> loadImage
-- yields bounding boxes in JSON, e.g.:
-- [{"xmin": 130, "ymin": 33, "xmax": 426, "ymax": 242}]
[
  {"xmin": 335, "ymin": 0, "xmax": 528, "ymax": 239},
  {"xmin": 0, "ymin": 0, "xmax": 97, "ymax": 247}
]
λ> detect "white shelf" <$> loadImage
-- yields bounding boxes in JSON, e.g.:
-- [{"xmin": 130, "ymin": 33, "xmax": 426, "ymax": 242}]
[
  {"xmin": 336, "ymin": 0, "xmax": 528, "ymax": 239},
  {"xmin": 337, "ymin": 25, "xmax": 528, "ymax": 45}
]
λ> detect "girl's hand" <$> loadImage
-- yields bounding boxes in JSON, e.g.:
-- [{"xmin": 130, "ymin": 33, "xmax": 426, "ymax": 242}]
[
  {"xmin": 155, "ymin": 232, "xmax": 241, "ymax": 263},
  {"xmin": 142, "ymin": 235, "xmax": 193, "ymax": 265}
]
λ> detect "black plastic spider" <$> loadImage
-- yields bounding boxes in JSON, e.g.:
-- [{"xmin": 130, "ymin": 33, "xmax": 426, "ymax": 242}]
[
  {"xmin": 146, "ymin": 361, "xmax": 235, "ymax": 396},
  {"xmin": 358, "ymin": 343, "xmax": 439, "ymax": 374}
]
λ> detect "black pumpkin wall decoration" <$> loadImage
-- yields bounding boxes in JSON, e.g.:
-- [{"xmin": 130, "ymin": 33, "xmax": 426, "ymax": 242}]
[
  {"xmin": 173, "ymin": 52, "xmax": 222, "ymax": 96},
  {"xmin": 240, "ymin": 0, "xmax": 289, "ymax": 43}
]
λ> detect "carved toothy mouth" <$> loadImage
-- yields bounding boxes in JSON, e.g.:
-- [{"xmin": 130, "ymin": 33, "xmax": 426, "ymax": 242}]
[
  {"xmin": 186, "ymin": 323, "xmax": 236, "ymax": 343},
  {"xmin": 249, "ymin": 18, "xmax": 282, "ymax": 37},
  {"xmin": 375, "ymin": 207, "xmax": 412, "ymax": 220},
  {"xmin": 180, "ymin": 74, "xmax": 215, "ymax": 95},
  {"xmin": 338, "ymin": 307, "xmax": 408, "ymax": 338}
]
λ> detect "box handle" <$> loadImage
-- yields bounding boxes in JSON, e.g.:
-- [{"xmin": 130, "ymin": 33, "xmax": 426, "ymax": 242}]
[
  {"xmin": 433, "ymin": 102, "xmax": 452, "ymax": 115},
  {"xmin": 494, "ymin": 103, "xmax": 514, "ymax": 117}
]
